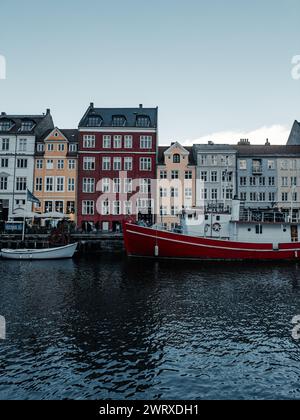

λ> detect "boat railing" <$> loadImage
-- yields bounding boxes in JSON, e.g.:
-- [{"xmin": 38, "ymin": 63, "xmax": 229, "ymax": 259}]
[{"xmin": 239, "ymin": 209, "xmax": 291, "ymax": 224}]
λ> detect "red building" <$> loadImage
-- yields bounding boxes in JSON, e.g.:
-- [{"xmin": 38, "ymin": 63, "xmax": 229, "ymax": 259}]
[{"xmin": 77, "ymin": 104, "xmax": 158, "ymax": 232}]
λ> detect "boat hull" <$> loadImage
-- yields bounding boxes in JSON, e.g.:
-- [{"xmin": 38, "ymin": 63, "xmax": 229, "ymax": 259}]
[
  {"xmin": 123, "ymin": 223, "xmax": 300, "ymax": 261},
  {"xmin": 0, "ymin": 243, "xmax": 78, "ymax": 260}
]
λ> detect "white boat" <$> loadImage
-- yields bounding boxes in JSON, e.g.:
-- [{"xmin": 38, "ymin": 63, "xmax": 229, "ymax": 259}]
[{"xmin": 0, "ymin": 242, "xmax": 78, "ymax": 260}]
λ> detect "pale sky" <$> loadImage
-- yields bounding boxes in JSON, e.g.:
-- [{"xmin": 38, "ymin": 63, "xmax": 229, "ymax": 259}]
[{"xmin": 0, "ymin": 0, "xmax": 299, "ymax": 145}]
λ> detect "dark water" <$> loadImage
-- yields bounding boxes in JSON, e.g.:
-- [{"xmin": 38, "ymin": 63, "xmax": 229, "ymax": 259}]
[{"xmin": 1, "ymin": 252, "xmax": 300, "ymax": 400}]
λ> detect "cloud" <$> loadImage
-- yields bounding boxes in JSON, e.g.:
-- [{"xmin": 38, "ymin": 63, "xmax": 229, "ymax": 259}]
[{"xmin": 178, "ymin": 125, "xmax": 290, "ymax": 147}]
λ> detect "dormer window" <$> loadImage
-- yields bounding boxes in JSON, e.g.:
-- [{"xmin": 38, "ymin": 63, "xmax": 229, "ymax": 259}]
[
  {"xmin": 20, "ymin": 120, "xmax": 34, "ymax": 132},
  {"xmin": 112, "ymin": 115, "xmax": 126, "ymax": 127},
  {"xmin": 136, "ymin": 115, "xmax": 151, "ymax": 127},
  {"xmin": 87, "ymin": 116, "xmax": 102, "ymax": 127},
  {"xmin": 0, "ymin": 120, "xmax": 12, "ymax": 131},
  {"xmin": 173, "ymin": 154, "xmax": 181, "ymax": 164}
]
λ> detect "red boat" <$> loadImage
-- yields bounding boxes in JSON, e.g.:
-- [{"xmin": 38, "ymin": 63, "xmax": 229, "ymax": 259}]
[{"xmin": 123, "ymin": 200, "xmax": 300, "ymax": 261}]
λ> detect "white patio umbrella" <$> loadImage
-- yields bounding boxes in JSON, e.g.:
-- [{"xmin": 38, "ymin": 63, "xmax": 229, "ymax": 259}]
[
  {"xmin": 11, "ymin": 210, "xmax": 38, "ymax": 219},
  {"xmin": 38, "ymin": 212, "xmax": 70, "ymax": 219}
]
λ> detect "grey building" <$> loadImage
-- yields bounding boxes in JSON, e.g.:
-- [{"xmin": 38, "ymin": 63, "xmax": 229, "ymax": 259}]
[{"xmin": 193, "ymin": 143, "xmax": 237, "ymax": 211}]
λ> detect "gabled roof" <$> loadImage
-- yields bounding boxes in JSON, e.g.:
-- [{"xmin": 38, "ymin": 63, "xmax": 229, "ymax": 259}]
[
  {"xmin": 78, "ymin": 103, "xmax": 158, "ymax": 129},
  {"xmin": 158, "ymin": 145, "xmax": 196, "ymax": 165},
  {"xmin": 287, "ymin": 120, "xmax": 300, "ymax": 145},
  {"xmin": 0, "ymin": 110, "xmax": 54, "ymax": 137},
  {"xmin": 234, "ymin": 144, "xmax": 300, "ymax": 157},
  {"xmin": 164, "ymin": 142, "xmax": 190, "ymax": 156},
  {"xmin": 39, "ymin": 128, "xmax": 78, "ymax": 143}
]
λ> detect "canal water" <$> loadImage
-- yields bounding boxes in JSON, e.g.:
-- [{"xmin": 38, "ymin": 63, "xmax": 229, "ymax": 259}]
[{"xmin": 1, "ymin": 252, "xmax": 300, "ymax": 400}]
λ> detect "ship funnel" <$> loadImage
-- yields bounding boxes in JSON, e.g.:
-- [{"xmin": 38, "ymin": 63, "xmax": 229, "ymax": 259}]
[{"xmin": 231, "ymin": 198, "xmax": 240, "ymax": 222}]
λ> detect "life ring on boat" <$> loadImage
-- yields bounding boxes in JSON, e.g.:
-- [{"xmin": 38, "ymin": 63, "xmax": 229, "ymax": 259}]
[{"xmin": 212, "ymin": 222, "xmax": 221, "ymax": 232}]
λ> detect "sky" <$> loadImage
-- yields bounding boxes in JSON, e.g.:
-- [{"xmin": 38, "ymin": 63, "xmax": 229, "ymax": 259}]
[{"xmin": 0, "ymin": 0, "xmax": 299, "ymax": 145}]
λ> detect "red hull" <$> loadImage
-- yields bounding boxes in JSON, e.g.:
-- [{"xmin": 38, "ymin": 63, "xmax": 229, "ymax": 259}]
[{"xmin": 123, "ymin": 222, "xmax": 300, "ymax": 261}]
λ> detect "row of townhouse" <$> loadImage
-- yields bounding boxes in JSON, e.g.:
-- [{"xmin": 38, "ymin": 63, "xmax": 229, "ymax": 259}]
[{"xmin": 1, "ymin": 104, "xmax": 300, "ymax": 231}]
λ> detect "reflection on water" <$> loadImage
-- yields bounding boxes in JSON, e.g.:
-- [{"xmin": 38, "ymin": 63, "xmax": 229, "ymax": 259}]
[{"xmin": 0, "ymin": 253, "xmax": 300, "ymax": 400}]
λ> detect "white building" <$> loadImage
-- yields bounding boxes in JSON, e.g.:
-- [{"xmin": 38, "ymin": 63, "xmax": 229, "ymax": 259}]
[{"xmin": 0, "ymin": 110, "xmax": 54, "ymax": 221}]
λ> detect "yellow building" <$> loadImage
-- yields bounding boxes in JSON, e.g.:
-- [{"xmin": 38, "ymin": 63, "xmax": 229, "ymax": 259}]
[
  {"xmin": 157, "ymin": 142, "xmax": 196, "ymax": 230},
  {"xmin": 33, "ymin": 128, "xmax": 78, "ymax": 222}
]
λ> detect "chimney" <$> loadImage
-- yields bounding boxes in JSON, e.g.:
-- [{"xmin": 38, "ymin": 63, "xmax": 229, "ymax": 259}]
[
  {"xmin": 139, "ymin": 104, "xmax": 143, "ymax": 109},
  {"xmin": 46, "ymin": 108, "xmax": 50, "ymax": 115},
  {"xmin": 208, "ymin": 141, "xmax": 214, "ymax": 145},
  {"xmin": 238, "ymin": 138, "xmax": 251, "ymax": 146},
  {"xmin": 1, "ymin": 112, "xmax": 6, "ymax": 116},
  {"xmin": 90, "ymin": 102, "xmax": 94, "ymax": 109},
  {"xmin": 265, "ymin": 138, "xmax": 270, "ymax": 146}
]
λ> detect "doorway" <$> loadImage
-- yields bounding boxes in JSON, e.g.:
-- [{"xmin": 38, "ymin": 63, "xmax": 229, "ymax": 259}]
[{"xmin": 291, "ymin": 225, "xmax": 298, "ymax": 242}]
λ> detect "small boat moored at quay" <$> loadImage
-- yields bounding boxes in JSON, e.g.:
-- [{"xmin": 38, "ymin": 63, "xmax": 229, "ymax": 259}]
[
  {"xmin": 123, "ymin": 199, "xmax": 300, "ymax": 261},
  {"xmin": 0, "ymin": 242, "xmax": 78, "ymax": 260}
]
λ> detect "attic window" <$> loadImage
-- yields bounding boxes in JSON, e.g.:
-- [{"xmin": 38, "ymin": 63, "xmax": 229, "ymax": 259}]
[
  {"xmin": 87, "ymin": 116, "xmax": 103, "ymax": 127},
  {"xmin": 136, "ymin": 115, "xmax": 151, "ymax": 128},
  {"xmin": 112, "ymin": 116, "xmax": 126, "ymax": 127},
  {"xmin": 173, "ymin": 154, "xmax": 181, "ymax": 164},
  {"xmin": 0, "ymin": 120, "xmax": 12, "ymax": 131},
  {"xmin": 20, "ymin": 120, "xmax": 34, "ymax": 132}
]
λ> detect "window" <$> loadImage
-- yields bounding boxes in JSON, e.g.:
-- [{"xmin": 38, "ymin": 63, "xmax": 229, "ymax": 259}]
[
  {"xmin": 114, "ymin": 135, "xmax": 122, "ymax": 148},
  {"xmin": 201, "ymin": 189, "xmax": 208, "ymax": 200},
  {"xmin": 58, "ymin": 144, "xmax": 65, "ymax": 152},
  {"xmin": 171, "ymin": 206, "xmax": 179, "ymax": 216},
  {"xmin": 45, "ymin": 177, "xmax": 54, "ymax": 192},
  {"xmin": 83, "ymin": 157, "xmax": 95, "ymax": 171},
  {"xmin": 293, "ymin": 192, "xmax": 298, "ymax": 202},
  {"xmin": 16, "ymin": 177, "xmax": 27, "ymax": 191},
  {"xmin": 37, "ymin": 143, "xmax": 44, "ymax": 152},
  {"xmin": 55, "ymin": 201, "xmax": 64, "ymax": 213},
  {"xmin": 140, "ymin": 158, "xmax": 152, "ymax": 171},
  {"xmin": 68, "ymin": 159, "xmax": 76, "ymax": 170},
  {"xmin": 136, "ymin": 115, "xmax": 150, "ymax": 127},
  {"xmin": 17, "ymin": 159, "xmax": 27, "ymax": 169},
  {"xmin": 268, "ymin": 177, "xmax": 275, "ymax": 186},
  {"xmin": 57, "ymin": 160, "xmax": 64, "ymax": 170},
  {"xmin": 69, "ymin": 144, "xmax": 77, "ymax": 152},
  {"xmin": 113, "ymin": 178, "xmax": 120, "ymax": 193},
  {"xmin": 160, "ymin": 170, "xmax": 167, "ymax": 179},
  {"xmin": 124, "ymin": 157, "xmax": 133, "ymax": 171},
  {"xmin": 171, "ymin": 170, "xmax": 179, "ymax": 179},
  {"xmin": 82, "ymin": 200, "xmax": 95, "ymax": 215},
  {"xmin": 87, "ymin": 116, "xmax": 102, "ymax": 127},
  {"xmin": 252, "ymin": 159, "xmax": 262, "ymax": 174},
  {"xmin": 103, "ymin": 135, "xmax": 111, "ymax": 149},
  {"xmin": 240, "ymin": 177, "xmax": 247, "ymax": 186},
  {"xmin": 113, "ymin": 157, "xmax": 122, "ymax": 171},
  {"xmin": 269, "ymin": 192, "xmax": 275, "ymax": 202},
  {"xmin": 282, "ymin": 192, "xmax": 288, "ymax": 202},
  {"xmin": 0, "ymin": 158, "xmax": 8, "ymax": 168},
  {"xmin": 47, "ymin": 143, "xmax": 54, "ymax": 152},
  {"xmin": 173, "ymin": 154, "xmax": 180, "ymax": 163},
  {"xmin": 18, "ymin": 139, "xmax": 27, "ymax": 152},
  {"xmin": 101, "ymin": 200, "xmax": 110, "ymax": 215},
  {"xmin": 124, "ymin": 201, "xmax": 132, "ymax": 215},
  {"xmin": 211, "ymin": 189, "xmax": 218, "ymax": 200},
  {"xmin": 67, "ymin": 201, "xmax": 75, "ymax": 214},
  {"xmin": 291, "ymin": 177, "xmax": 297, "ymax": 187},
  {"xmin": 239, "ymin": 160, "xmax": 247, "ymax": 170},
  {"xmin": 0, "ymin": 121, "xmax": 12, "ymax": 131},
  {"xmin": 223, "ymin": 189, "xmax": 233, "ymax": 200},
  {"xmin": 102, "ymin": 178, "xmax": 110, "ymax": 193},
  {"xmin": 160, "ymin": 206, "xmax": 168, "ymax": 216},
  {"xmin": 280, "ymin": 160, "xmax": 288, "ymax": 170},
  {"xmin": 201, "ymin": 171, "xmax": 207, "ymax": 182},
  {"xmin": 83, "ymin": 135, "xmax": 95, "ymax": 148},
  {"xmin": 140, "ymin": 136, "xmax": 152, "ymax": 149},
  {"xmin": 250, "ymin": 177, "xmax": 256, "ymax": 186},
  {"xmin": 20, "ymin": 121, "xmax": 34, "ymax": 131},
  {"xmin": 222, "ymin": 171, "xmax": 233, "ymax": 182},
  {"xmin": 45, "ymin": 201, "xmax": 53, "ymax": 213},
  {"xmin": 211, "ymin": 171, "xmax": 218, "ymax": 182},
  {"xmin": 258, "ymin": 192, "xmax": 265, "ymax": 202},
  {"xmin": 282, "ymin": 177, "xmax": 288, "ymax": 187},
  {"xmin": 68, "ymin": 178, "xmax": 75, "ymax": 192},
  {"xmin": 171, "ymin": 188, "xmax": 179, "ymax": 198},
  {"xmin": 35, "ymin": 178, "xmax": 43, "ymax": 192},
  {"xmin": 112, "ymin": 116, "xmax": 126, "ymax": 127},
  {"xmin": 46, "ymin": 159, "xmax": 54, "ymax": 170},
  {"xmin": 1, "ymin": 138, "xmax": 9, "ymax": 151},
  {"xmin": 185, "ymin": 171, "xmax": 192, "ymax": 179},
  {"xmin": 102, "ymin": 157, "xmax": 111, "ymax": 171},
  {"xmin": 83, "ymin": 178, "xmax": 95, "ymax": 193},
  {"xmin": 250, "ymin": 192, "xmax": 257, "ymax": 201},
  {"xmin": 140, "ymin": 179, "xmax": 150, "ymax": 194},
  {"xmin": 56, "ymin": 177, "xmax": 64, "ymax": 192},
  {"xmin": 240, "ymin": 192, "xmax": 247, "ymax": 201},
  {"xmin": 211, "ymin": 155, "xmax": 218, "ymax": 166},
  {"xmin": 268, "ymin": 160, "xmax": 275, "ymax": 170},
  {"xmin": 259, "ymin": 177, "xmax": 265, "ymax": 186},
  {"xmin": 113, "ymin": 201, "xmax": 121, "ymax": 215},
  {"xmin": 200, "ymin": 155, "xmax": 207, "ymax": 165},
  {"xmin": 36, "ymin": 159, "xmax": 43, "ymax": 169},
  {"xmin": 0, "ymin": 177, "xmax": 8, "ymax": 190},
  {"xmin": 160, "ymin": 188, "xmax": 167, "ymax": 198},
  {"xmin": 185, "ymin": 188, "xmax": 192, "ymax": 199},
  {"xmin": 124, "ymin": 136, "xmax": 133, "ymax": 148},
  {"xmin": 124, "ymin": 179, "xmax": 133, "ymax": 193},
  {"xmin": 256, "ymin": 225, "xmax": 263, "ymax": 235}
]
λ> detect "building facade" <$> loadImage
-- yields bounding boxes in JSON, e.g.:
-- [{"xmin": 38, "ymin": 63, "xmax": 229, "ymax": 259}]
[
  {"xmin": 0, "ymin": 110, "xmax": 54, "ymax": 222},
  {"xmin": 77, "ymin": 104, "xmax": 158, "ymax": 231},
  {"xmin": 157, "ymin": 142, "xmax": 196, "ymax": 230},
  {"xmin": 193, "ymin": 143, "xmax": 237, "ymax": 212},
  {"xmin": 33, "ymin": 128, "xmax": 78, "ymax": 222}
]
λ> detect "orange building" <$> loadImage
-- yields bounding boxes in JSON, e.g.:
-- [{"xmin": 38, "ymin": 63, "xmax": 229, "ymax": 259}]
[{"xmin": 33, "ymin": 128, "xmax": 78, "ymax": 221}]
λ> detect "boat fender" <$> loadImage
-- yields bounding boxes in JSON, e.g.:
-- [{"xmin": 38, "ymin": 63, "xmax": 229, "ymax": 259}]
[
  {"xmin": 154, "ymin": 245, "xmax": 159, "ymax": 257},
  {"xmin": 212, "ymin": 223, "xmax": 221, "ymax": 232},
  {"xmin": 204, "ymin": 224, "xmax": 210, "ymax": 233}
]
